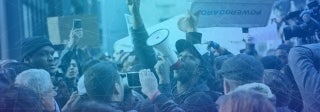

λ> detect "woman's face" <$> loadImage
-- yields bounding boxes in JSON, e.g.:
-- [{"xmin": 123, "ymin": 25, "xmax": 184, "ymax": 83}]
[
  {"xmin": 66, "ymin": 59, "xmax": 79, "ymax": 78},
  {"xmin": 41, "ymin": 85, "xmax": 57, "ymax": 112}
]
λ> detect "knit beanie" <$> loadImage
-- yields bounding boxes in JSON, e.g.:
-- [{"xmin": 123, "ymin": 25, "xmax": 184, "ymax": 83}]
[
  {"xmin": 21, "ymin": 36, "xmax": 53, "ymax": 59},
  {"xmin": 217, "ymin": 54, "xmax": 264, "ymax": 83}
]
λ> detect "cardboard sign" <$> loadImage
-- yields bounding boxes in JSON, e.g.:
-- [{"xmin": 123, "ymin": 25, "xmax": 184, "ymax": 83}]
[
  {"xmin": 47, "ymin": 15, "xmax": 100, "ymax": 48},
  {"xmin": 191, "ymin": 0, "xmax": 275, "ymax": 28}
]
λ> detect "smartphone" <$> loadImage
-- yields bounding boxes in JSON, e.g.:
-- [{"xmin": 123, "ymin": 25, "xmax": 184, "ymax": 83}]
[
  {"xmin": 73, "ymin": 19, "xmax": 82, "ymax": 29},
  {"xmin": 126, "ymin": 72, "xmax": 141, "ymax": 88}
]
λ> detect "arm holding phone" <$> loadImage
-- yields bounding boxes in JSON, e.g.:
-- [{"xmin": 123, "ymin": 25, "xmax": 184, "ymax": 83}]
[
  {"xmin": 67, "ymin": 19, "xmax": 82, "ymax": 49},
  {"xmin": 57, "ymin": 19, "xmax": 83, "ymax": 68},
  {"xmin": 139, "ymin": 69, "xmax": 184, "ymax": 112}
]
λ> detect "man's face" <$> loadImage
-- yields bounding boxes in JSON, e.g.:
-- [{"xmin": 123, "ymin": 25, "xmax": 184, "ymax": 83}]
[
  {"xmin": 173, "ymin": 50, "xmax": 200, "ymax": 81},
  {"xmin": 26, "ymin": 46, "xmax": 56, "ymax": 74},
  {"xmin": 275, "ymin": 49, "xmax": 288, "ymax": 65}
]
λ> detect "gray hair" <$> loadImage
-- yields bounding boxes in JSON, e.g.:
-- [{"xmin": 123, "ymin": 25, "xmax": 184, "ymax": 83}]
[
  {"xmin": 231, "ymin": 82, "xmax": 276, "ymax": 105},
  {"xmin": 15, "ymin": 69, "xmax": 53, "ymax": 95}
]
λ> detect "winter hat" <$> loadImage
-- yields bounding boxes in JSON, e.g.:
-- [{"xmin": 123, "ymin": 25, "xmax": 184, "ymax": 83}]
[
  {"xmin": 21, "ymin": 36, "xmax": 53, "ymax": 59},
  {"xmin": 175, "ymin": 39, "xmax": 204, "ymax": 64},
  {"xmin": 217, "ymin": 54, "xmax": 264, "ymax": 83}
]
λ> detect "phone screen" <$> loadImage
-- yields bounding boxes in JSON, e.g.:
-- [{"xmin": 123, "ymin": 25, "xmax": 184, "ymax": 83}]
[
  {"xmin": 73, "ymin": 19, "xmax": 82, "ymax": 29},
  {"xmin": 126, "ymin": 72, "xmax": 141, "ymax": 88}
]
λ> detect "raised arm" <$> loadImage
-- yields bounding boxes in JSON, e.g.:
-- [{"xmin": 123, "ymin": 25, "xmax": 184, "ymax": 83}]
[{"xmin": 127, "ymin": 0, "xmax": 157, "ymax": 69}]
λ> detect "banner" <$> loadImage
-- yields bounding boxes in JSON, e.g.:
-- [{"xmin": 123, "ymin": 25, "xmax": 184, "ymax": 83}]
[{"xmin": 191, "ymin": 0, "xmax": 275, "ymax": 28}]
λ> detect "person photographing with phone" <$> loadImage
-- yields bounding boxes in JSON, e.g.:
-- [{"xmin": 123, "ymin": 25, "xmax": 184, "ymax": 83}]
[{"xmin": 55, "ymin": 19, "xmax": 89, "ymax": 109}]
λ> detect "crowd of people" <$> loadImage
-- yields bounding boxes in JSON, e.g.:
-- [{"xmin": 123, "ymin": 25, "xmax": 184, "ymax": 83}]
[{"xmin": 1, "ymin": 0, "xmax": 320, "ymax": 112}]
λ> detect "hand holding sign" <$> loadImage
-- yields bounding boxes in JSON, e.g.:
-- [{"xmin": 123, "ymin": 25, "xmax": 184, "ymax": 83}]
[{"xmin": 178, "ymin": 11, "xmax": 200, "ymax": 33}]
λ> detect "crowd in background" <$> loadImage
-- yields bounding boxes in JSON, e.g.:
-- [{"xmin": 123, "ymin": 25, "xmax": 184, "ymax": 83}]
[{"xmin": 1, "ymin": 0, "xmax": 320, "ymax": 112}]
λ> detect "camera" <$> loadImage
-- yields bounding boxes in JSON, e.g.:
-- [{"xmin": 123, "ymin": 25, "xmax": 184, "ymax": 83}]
[
  {"xmin": 119, "ymin": 72, "xmax": 141, "ymax": 88},
  {"xmin": 282, "ymin": 1, "xmax": 320, "ymax": 44}
]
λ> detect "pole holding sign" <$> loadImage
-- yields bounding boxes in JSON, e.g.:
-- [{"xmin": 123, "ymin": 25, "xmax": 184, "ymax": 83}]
[{"xmin": 191, "ymin": 0, "xmax": 275, "ymax": 28}]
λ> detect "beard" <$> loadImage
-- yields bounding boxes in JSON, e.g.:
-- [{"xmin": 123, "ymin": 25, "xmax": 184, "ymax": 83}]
[{"xmin": 173, "ymin": 63, "xmax": 198, "ymax": 82}]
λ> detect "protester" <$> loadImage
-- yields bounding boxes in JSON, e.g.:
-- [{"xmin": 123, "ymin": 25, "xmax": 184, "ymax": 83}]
[
  {"xmin": 21, "ymin": 36, "xmax": 70, "ymax": 109},
  {"xmin": 219, "ymin": 90, "xmax": 276, "ymax": 112},
  {"xmin": 56, "ymin": 54, "xmax": 82, "ymax": 108},
  {"xmin": 61, "ymin": 59, "xmax": 100, "ymax": 112},
  {"xmin": 60, "ymin": 52, "xmax": 82, "ymax": 92},
  {"xmin": 241, "ymin": 43, "xmax": 259, "ymax": 57},
  {"xmin": 210, "ymin": 55, "xmax": 233, "ymax": 93},
  {"xmin": 263, "ymin": 69, "xmax": 295, "ymax": 112},
  {"xmin": 15, "ymin": 69, "xmax": 59, "ymax": 112},
  {"xmin": 275, "ymin": 44, "xmax": 291, "ymax": 65},
  {"xmin": 84, "ymin": 62, "xmax": 140, "ymax": 111},
  {"xmin": 148, "ymin": 39, "xmax": 218, "ymax": 112},
  {"xmin": 0, "ymin": 85, "xmax": 43, "ymax": 112},
  {"xmin": 276, "ymin": 44, "xmax": 303, "ymax": 112},
  {"xmin": 127, "ymin": 0, "xmax": 157, "ymax": 70},
  {"xmin": 217, "ymin": 54, "xmax": 264, "ymax": 94},
  {"xmin": 288, "ymin": 43, "xmax": 320, "ymax": 112},
  {"xmin": 21, "ymin": 36, "xmax": 56, "ymax": 74},
  {"xmin": 203, "ymin": 41, "xmax": 233, "ymax": 92}
]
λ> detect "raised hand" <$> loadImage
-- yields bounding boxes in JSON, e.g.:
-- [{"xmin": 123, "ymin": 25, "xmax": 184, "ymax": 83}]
[
  {"xmin": 127, "ymin": 0, "xmax": 140, "ymax": 15},
  {"xmin": 139, "ymin": 69, "xmax": 160, "ymax": 99},
  {"xmin": 178, "ymin": 10, "xmax": 200, "ymax": 32},
  {"xmin": 67, "ymin": 28, "xmax": 82, "ymax": 49},
  {"xmin": 127, "ymin": 0, "xmax": 143, "ymax": 29}
]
